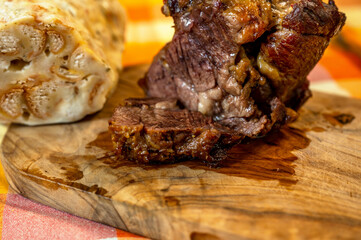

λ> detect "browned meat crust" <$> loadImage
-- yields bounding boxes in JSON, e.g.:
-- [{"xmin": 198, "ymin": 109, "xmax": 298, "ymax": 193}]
[{"xmin": 109, "ymin": 99, "xmax": 241, "ymax": 165}]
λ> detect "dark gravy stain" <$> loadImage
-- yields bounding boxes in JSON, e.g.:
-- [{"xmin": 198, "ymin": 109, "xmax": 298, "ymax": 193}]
[
  {"xmin": 92, "ymin": 127, "xmax": 310, "ymax": 187},
  {"xmin": 26, "ymin": 127, "xmax": 310, "ymax": 194},
  {"xmin": 190, "ymin": 232, "xmax": 221, "ymax": 240},
  {"xmin": 60, "ymin": 166, "xmax": 84, "ymax": 182},
  {"xmin": 164, "ymin": 196, "xmax": 180, "ymax": 207},
  {"xmin": 48, "ymin": 154, "xmax": 85, "ymax": 182},
  {"xmin": 181, "ymin": 127, "xmax": 310, "ymax": 187},
  {"xmin": 87, "ymin": 131, "xmax": 114, "ymax": 152},
  {"xmin": 22, "ymin": 167, "xmax": 109, "ymax": 197},
  {"xmin": 309, "ymin": 127, "xmax": 326, "ymax": 133},
  {"xmin": 323, "ymin": 113, "xmax": 355, "ymax": 127},
  {"xmin": 22, "ymin": 153, "xmax": 110, "ymax": 197}
]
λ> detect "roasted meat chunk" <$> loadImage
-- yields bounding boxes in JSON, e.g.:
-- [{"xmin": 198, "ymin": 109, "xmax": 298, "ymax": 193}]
[
  {"xmin": 111, "ymin": 0, "xmax": 345, "ymax": 165},
  {"xmin": 144, "ymin": 0, "xmax": 345, "ymax": 137},
  {"xmin": 109, "ymin": 99, "xmax": 241, "ymax": 165}
]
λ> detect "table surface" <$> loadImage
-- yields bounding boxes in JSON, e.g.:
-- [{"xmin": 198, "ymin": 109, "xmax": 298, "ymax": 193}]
[{"xmin": 0, "ymin": 1, "xmax": 361, "ymax": 239}]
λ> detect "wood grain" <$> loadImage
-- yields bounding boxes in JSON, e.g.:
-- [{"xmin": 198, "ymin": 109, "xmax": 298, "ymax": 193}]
[{"xmin": 1, "ymin": 65, "xmax": 361, "ymax": 240}]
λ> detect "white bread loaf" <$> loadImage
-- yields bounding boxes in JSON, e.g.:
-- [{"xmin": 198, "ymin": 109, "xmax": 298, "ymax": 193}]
[{"xmin": 0, "ymin": 0, "xmax": 125, "ymax": 125}]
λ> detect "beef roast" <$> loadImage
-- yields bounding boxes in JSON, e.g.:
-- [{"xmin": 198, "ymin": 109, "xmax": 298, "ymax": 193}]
[
  {"xmin": 110, "ymin": 0, "xmax": 345, "ymax": 165},
  {"xmin": 144, "ymin": 0, "xmax": 345, "ymax": 137},
  {"xmin": 109, "ymin": 99, "xmax": 241, "ymax": 165}
]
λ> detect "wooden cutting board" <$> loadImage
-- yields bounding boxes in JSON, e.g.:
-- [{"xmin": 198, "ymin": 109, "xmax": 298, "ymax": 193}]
[{"xmin": 1, "ymin": 65, "xmax": 361, "ymax": 240}]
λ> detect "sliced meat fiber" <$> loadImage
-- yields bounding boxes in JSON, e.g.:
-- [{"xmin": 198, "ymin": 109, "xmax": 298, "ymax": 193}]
[{"xmin": 109, "ymin": 98, "xmax": 242, "ymax": 165}]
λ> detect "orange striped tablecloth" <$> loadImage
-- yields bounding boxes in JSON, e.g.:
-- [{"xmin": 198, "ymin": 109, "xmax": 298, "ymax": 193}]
[{"xmin": 0, "ymin": 0, "xmax": 360, "ymax": 239}]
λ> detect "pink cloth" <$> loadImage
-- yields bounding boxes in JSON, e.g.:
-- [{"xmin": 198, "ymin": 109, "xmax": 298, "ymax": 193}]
[{"xmin": 0, "ymin": 193, "xmax": 143, "ymax": 239}]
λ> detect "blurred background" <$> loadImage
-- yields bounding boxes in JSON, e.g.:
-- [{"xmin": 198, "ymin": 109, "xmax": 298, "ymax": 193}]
[
  {"xmin": 121, "ymin": 0, "xmax": 361, "ymax": 98},
  {"xmin": 121, "ymin": 0, "xmax": 173, "ymax": 66}
]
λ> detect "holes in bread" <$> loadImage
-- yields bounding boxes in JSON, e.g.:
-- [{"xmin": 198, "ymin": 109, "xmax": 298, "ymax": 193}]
[
  {"xmin": 45, "ymin": 48, "xmax": 51, "ymax": 56},
  {"xmin": 9, "ymin": 59, "xmax": 30, "ymax": 71},
  {"xmin": 22, "ymin": 109, "xmax": 30, "ymax": 121},
  {"xmin": 112, "ymin": 34, "xmax": 118, "ymax": 42},
  {"xmin": 74, "ymin": 86, "xmax": 79, "ymax": 95}
]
